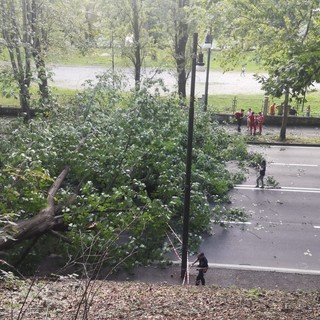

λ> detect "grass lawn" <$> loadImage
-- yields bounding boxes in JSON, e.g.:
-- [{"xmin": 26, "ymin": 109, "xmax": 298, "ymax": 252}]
[
  {"xmin": 207, "ymin": 92, "xmax": 320, "ymax": 116},
  {"xmin": 0, "ymin": 87, "xmax": 78, "ymax": 107}
]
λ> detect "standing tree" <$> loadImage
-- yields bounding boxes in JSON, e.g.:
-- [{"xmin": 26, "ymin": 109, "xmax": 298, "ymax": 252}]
[
  {"xmin": 29, "ymin": 0, "xmax": 51, "ymax": 104},
  {"xmin": 217, "ymin": 0, "xmax": 320, "ymax": 139},
  {"xmin": 96, "ymin": 0, "xmax": 156, "ymax": 90},
  {"xmin": 0, "ymin": 0, "xmax": 33, "ymax": 118},
  {"xmin": 173, "ymin": 0, "xmax": 190, "ymax": 98},
  {"xmin": 155, "ymin": 0, "xmax": 193, "ymax": 98},
  {"xmin": 0, "ymin": 0, "xmax": 55, "ymax": 117}
]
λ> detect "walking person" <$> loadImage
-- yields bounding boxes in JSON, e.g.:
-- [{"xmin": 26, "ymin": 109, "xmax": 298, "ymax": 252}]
[
  {"xmin": 234, "ymin": 109, "xmax": 245, "ymax": 132},
  {"xmin": 256, "ymin": 160, "xmax": 266, "ymax": 188},
  {"xmin": 306, "ymin": 105, "xmax": 311, "ymax": 117},
  {"xmin": 269, "ymin": 102, "xmax": 276, "ymax": 116},
  {"xmin": 240, "ymin": 66, "xmax": 246, "ymax": 77},
  {"xmin": 191, "ymin": 253, "xmax": 208, "ymax": 286},
  {"xmin": 257, "ymin": 112, "xmax": 264, "ymax": 134},
  {"xmin": 248, "ymin": 111, "xmax": 256, "ymax": 135}
]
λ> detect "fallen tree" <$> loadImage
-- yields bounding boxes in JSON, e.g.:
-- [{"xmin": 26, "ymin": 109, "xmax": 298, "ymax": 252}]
[{"xmin": 0, "ymin": 79, "xmax": 253, "ymax": 273}]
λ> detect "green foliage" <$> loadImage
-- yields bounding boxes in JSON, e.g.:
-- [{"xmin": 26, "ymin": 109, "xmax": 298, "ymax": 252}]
[
  {"xmin": 0, "ymin": 271, "xmax": 23, "ymax": 289},
  {"xmin": 218, "ymin": 0, "xmax": 320, "ymax": 105},
  {"xmin": 0, "ymin": 73, "xmax": 253, "ymax": 273},
  {"xmin": 211, "ymin": 206, "xmax": 248, "ymax": 226},
  {"xmin": 0, "ymin": 66, "xmax": 19, "ymax": 100},
  {"xmin": 244, "ymin": 151, "xmax": 265, "ymax": 168},
  {"xmin": 265, "ymin": 176, "xmax": 280, "ymax": 189}
]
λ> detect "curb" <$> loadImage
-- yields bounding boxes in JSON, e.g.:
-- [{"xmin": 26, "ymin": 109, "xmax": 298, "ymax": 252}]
[
  {"xmin": 247, "ymin": 141, "xmax": 320, "ymax": 147},
  {"xmin": 171, "ymin": 261, "xmax": 320, "ymax": 276}
]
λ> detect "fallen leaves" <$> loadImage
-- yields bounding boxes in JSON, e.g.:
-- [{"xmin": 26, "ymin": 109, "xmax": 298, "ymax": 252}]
[{"xmin": 0, "ymin": 279, "xmax": 319, "ymax": 319}]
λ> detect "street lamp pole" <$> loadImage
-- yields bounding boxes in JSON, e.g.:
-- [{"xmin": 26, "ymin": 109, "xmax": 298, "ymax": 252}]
[
  {"xmin": 181, "ymin": 32, "xmax": 198, "ymax": 280},
  {"xmin": 203, "ymin": 33, "xmax": 212, "ymax": 112}
]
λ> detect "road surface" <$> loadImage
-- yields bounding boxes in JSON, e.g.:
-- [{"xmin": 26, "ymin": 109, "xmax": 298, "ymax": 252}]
[
  {"xmin": 49, "ymin": 65, "xmax": 267, "ymax": 95},
  {"xmin": 197, "ymin": 145, "xmax": 320, "ymax": 274}
]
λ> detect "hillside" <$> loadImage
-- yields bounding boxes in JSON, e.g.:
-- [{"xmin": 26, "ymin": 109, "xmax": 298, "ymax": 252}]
[{"xmin": 1, "ymin": 278, "xmax": 319, "ymax": 319}]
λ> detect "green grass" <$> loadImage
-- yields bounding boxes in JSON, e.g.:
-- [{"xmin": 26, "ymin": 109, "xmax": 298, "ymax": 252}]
[
  {"xmin": 0, "ymin": 87, "xmax": 78, "ymax": 107},
  {"xmin": 207, "ymin": 92, "xmax": 320, "ymax": 116},
  {"xmin": 0, "ymin": 95, "xmax": 19, "ymax": 106}
]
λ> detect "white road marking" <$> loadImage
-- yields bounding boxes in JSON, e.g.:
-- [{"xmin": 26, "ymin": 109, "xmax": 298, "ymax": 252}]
[
  {"xmin": 213, "ymin": 220, "xmax": 252, "ymax": 225},
  {"xmin": 234, "ymin": 185, "xmax": 320, "ymax": 193},
  {"xmin": 314, "ymin": 226, "xmax": 320, "ymax": 229},
  {"xmin": 171, "ymin": 261, "xmax": 320, "ymax": 275},
  {"xmin": 270, "ymin": 162, "xmax": 318, "ymax": 167}
]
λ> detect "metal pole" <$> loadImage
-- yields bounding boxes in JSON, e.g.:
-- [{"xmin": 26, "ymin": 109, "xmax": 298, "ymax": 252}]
[
  {"xmin": 204, "ymin": 46, "xmax": 211, "ymax": 111},
  {"xmin": 181, "ymin": 33, "xmax": 198, "ymax": 279}
]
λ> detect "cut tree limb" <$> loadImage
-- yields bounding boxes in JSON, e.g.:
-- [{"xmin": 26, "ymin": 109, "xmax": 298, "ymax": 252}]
[{"xmin": 0, "ymin": 165, "xmax": 74, "ymax": 251}]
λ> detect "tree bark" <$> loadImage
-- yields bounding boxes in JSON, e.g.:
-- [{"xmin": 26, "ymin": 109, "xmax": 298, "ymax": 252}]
[
  {"xmin": 31, "ymin": 0, "xmax": 50, "ymax": 103},
  {"xmin": 280, "ymin": 88, "xmax": 290, "ymax": 141},
  {"xmin": 131, "ymin": 0, "xmax": 141, "ymax": 90},
  {"xmin": 0, "ymin": 0, "xmax": 32, "ymax": 120},
  {"xmin": 0, "ymin": 166, "xmax": 71, "ymax": 251},
  {"xmin": 174, "ymin": 0, "xmax": 189, "ymax": 98}
]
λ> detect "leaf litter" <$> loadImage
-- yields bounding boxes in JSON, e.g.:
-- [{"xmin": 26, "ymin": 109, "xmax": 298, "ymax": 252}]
[{"xmin": 0, "ymin": 279, "xmax": 319, "ymax": 319}]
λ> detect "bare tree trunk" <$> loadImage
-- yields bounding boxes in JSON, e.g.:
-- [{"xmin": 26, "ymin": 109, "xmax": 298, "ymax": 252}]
[
  {"xmin": 174, "ymin": 0, "xmax": 189, "ymax": 98},
  {"xmin": 131, "ymin": 0, "xmax": 141, "ymax": 90},
  {"xmin": 0, "ymin": 0, "xmax": 32, "ymax": 119},
  {"xmin": 31, "ymin": 0, "xmax": 50, "ymax": 103},
  {"xmin": 280, "ymin": 88, "xmax": 290, "ymax": 141},
  {"xmin": 1, "ymin": 0, "xmax": 51, "ymax": 115}
]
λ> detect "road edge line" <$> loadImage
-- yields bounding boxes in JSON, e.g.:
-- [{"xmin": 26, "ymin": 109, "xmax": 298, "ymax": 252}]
[{"xmin": 171, "ymin": 261, "xmax": 320, "ymax": 275}]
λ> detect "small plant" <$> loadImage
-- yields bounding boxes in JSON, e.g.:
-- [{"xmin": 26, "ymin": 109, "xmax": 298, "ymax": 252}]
[
  {"xmin": 212, "ymin": 206, "xmax": 248, "ymax": 227},
  {"xmin": 246, "ymin": 288, "xmax": 266, "ymax": 298},
  {"xmin": 246, "ymin": 151, "xmax": 265, "ymax": 168},
  {"xmin": 0, "ymin": 270, "xmax": 23, "ymax": 290},
  {"xmin": 265, "ymin": 176, "xmax": 280, "ymax": 188}
]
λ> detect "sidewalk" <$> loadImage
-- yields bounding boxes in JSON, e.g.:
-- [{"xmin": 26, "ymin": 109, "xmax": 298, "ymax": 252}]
[{"xmin": 224, "ymin": 124, "xmax": 320, "ymax": 146}]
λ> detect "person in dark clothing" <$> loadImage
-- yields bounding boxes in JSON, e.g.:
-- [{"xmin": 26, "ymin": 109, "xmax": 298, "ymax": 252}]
[
  {"xmin": 234, "ymin": 109, "xmax": 245, "ymax": 132},
  {"xmin": 256, "ymin": 159, "xmax": 266, "ymax": 188},
  {"xmin": 191, "ymin": 253, "xmax": 208, "ymax": 286}
]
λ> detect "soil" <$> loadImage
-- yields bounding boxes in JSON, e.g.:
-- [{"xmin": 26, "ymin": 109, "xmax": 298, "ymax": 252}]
[{"xmin": 1, "ymin": 266, "xmax": 320, "ymax": 320}]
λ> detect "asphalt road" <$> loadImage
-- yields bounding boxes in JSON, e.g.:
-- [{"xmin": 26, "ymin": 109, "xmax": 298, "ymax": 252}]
[
  {"xmin": 49, "ymin": 65, "xmax": 268, "ymax": 95},
  {"xmin": 197, "ymin": 145, "xmax": 320, "ymax": 274}
]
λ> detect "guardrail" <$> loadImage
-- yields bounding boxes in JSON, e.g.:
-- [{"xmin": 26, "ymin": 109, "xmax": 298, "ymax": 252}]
[
  {"xmin": 0, "ymin": 106, "xmax": 35, "ymax": 117},
  {"xmin": 2, "ymin": 106, "xmax": 320, "ymax": 127}
]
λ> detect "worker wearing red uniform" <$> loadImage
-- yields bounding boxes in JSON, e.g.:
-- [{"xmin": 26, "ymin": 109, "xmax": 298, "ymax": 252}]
[
  {"xmin": 257, "ymin": 112, "xmax": 264, "ymax": 134},
  {"xmin": 248, "ymin": 111, "xmax": 256, "ymax": 135},
  {"xmin": 269, "ymin": 103, "xmax": 275, "ymax": 116}
]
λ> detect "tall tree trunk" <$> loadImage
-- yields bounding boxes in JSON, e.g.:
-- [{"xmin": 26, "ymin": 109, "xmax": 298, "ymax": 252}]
[
  {"xmin": 131, "ymin": 0, "xmax": 141, "ymax": 90},
  {"xmin": 19, "ymin": 79, "xmax": 31, "ymax": 120},
  {"xmin": 31, "ymin": 0, "xmax": 50, "ymax": 103},
  {"xmin": 175, "ymin": 0, "xmax": 189, "ymax": 98},
  {"xmin": 0, "ymin": 0, "xmax": 32, "ymax": 120},
  {"xmin": 280, "ymin": 88, "xmax": 290, "ymax": 141}
]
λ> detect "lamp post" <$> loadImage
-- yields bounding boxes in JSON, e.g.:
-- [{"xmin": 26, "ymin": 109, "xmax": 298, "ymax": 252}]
[{"xmin": 202, "ymin": 33, "xmax": 212, "ymax": 112}]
